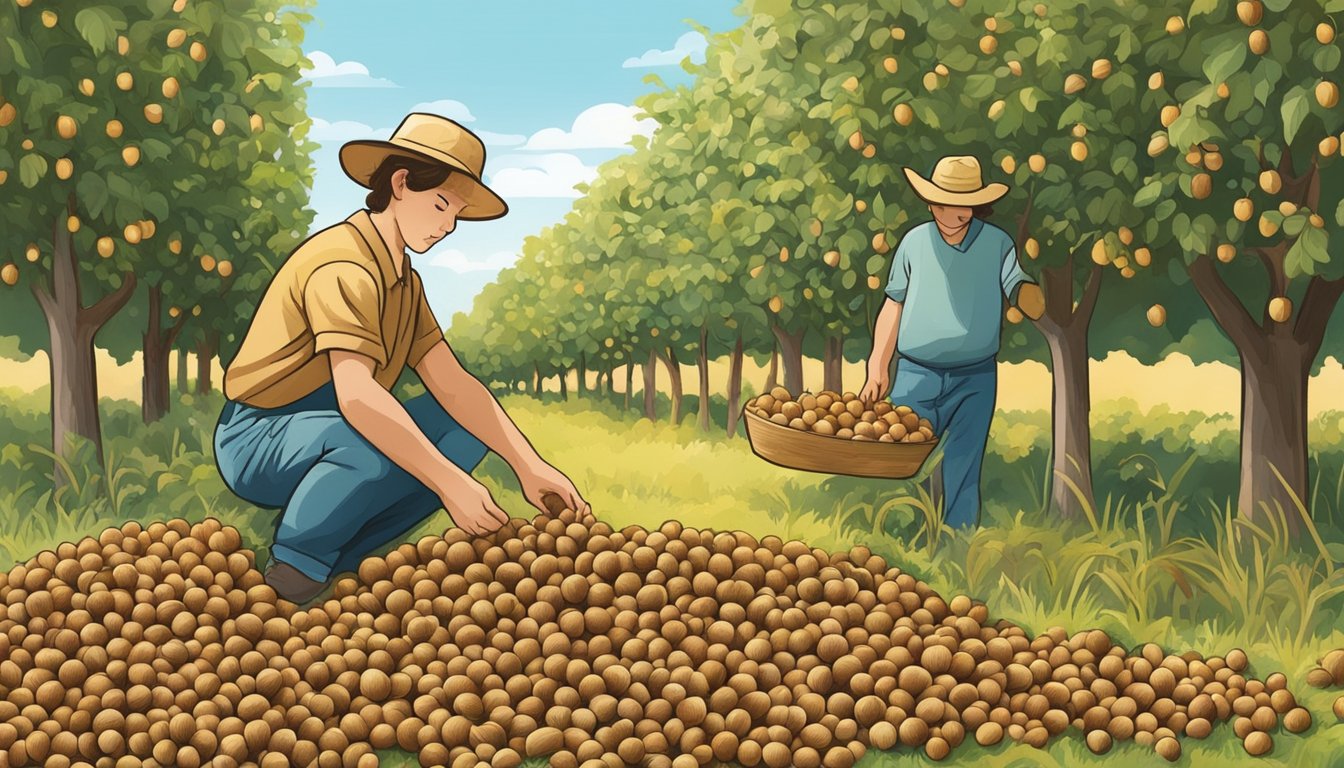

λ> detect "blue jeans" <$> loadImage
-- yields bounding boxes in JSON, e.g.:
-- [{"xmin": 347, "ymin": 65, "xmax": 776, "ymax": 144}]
[
  {"xmin": 889, "ymin": 355, "xmax": 997, "ymax": 528},
  {"xmin": 213, "ymin": 382, "xmax": 488, "ymax": 581}
]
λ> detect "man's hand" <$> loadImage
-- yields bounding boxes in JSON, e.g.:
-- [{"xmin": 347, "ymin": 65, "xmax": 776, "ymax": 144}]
[
  {"xmin": 517, "ymin": 461, "xmax": 591, "ymax": 516},
  {"xmin": 433, "ymin": 472, "xmax": 509, "ymax": 536},
  {"xmin": 1017, "ymin": 282, "xmax": 1045, "ymax": 321},
  {"xmin": 859, "ymin": 364, "xmax": 891, "ymax": 405}
]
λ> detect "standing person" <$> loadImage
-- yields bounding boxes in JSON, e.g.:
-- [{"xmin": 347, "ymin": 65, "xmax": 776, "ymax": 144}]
[
  {"xmin": 214, "ymin": 113, "xmax": 590, "ymax": 603},
  {"xmin": 860, "ymin": 155, "xmax": 1044, "ymax": 528}
]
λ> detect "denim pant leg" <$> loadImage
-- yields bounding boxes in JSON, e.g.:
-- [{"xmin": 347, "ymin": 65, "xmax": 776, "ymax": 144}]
[
  {"xmin": 326, "ymin": 391, "xmax": 489, "ymax": 576},
  {"xmin": 888, "ymin": 358, "xmax": 945, "ymax": 429},
  {"xmin": 937, "ymin": 360, "xmax": 997, "ymax": 528}
]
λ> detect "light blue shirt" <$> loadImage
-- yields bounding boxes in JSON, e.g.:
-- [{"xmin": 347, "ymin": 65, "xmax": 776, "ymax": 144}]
[{"xmin": 885, "ymin": 218, "xmax": 1033, "ymax": 368}]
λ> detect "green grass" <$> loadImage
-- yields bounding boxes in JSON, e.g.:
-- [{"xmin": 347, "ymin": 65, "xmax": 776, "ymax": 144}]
[{"xmin": 3, "ymin": 386, "xmax": 1344, "ymax": 766}]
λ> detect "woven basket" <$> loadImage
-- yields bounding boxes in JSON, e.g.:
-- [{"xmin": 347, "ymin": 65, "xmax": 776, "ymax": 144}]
[{"xmin": 743, "ymin": 407, "xmax": 938, "ymax": 479}]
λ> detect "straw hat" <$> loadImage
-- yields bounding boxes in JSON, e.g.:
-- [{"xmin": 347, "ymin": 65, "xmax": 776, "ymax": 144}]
[
  {"xmin": 902, "ymin": 155, "xmax": 1009, "ymax": 207},
  {"xmin": 339, "ymin": 112, "xmax": 509, "ymax": 221}
]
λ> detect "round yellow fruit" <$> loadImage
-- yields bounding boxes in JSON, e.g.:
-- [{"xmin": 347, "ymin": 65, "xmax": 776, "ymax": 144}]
[
  {"xmin": 872, "ymin": 232, "xmax": 889, "ymax": 253},
  {"xmin": 935, "ymin": 63, "xmax": 949, "ymax": 77},
  {"xmin": 144, "ymin": 104, "xmax": 164, "ymax": 124},
  {"xmin": 167, "ymin": 29, "xmax": 187, "ymax": 48},
  {"xmin": 117, "ymin": 35, "xmax": 130, "ymax": 55},
  {"xmin": 56, "ymin": 115, "xmax": 77, "ymax": 139},
  {"xmin": 1237, "ymin": 0, "xmax": 1263, "ymax": 26},
  {"xmin": 1149, "ymin": 71, "xmax": 1165, "ymax": 90},
  {"xmin": 848, "ymin": 131, "xmax": 864, "ymax": 151},
  {"xmin": 97, "ymin": 237, "xmax": 115, "ymax": 258},
  {"xmin": 855, "ymin": 199, "xmax": 867, "ymax": 213},
  {"xmin": 1034, "ymin": 3, "xmax": 1046, "ymax": 17},
  {"xmin": 883, "ymin": 57, "xmax": 898, "ymax": 74},
  {"xmin": 20, "ymin": 139, "xmax": 33, "ymax": 151},
  {"xmin": 1025, "ymin": 238, "xmax": 1040, "ymax": 259},
  {"xmin": 1001, "ymin": 155, "xmax": 1016, "ymax": 174},
  {"xmin": 1318, "ymin": 23, "xmax": 1336, "ymax": 45},
  {"xmin": 1216, "ymin": 82, "xmax": 1230, "ymax": 99},
  {"xmin": 893, "ymin": 103, "xmax": 914, "ymax": 126},
  {"xmin": 1311, "ymin": 213, "xmax": 1325, "ymax": 228},
  {"xmin": 1092, "ymin": 59, "xmax": 1112, "ymax": 79},
  {"xmin": 1070, "ymin": 141, "xmax": 1088, "ymax": 161},
  {"xmin": 988, "ymin": 100, "xmax": 1006, "ymax": 120},
  {"xmin": 1160, "ymin": 105, "xmax": 1180, "ymax": 128},
  {"xmin": 867, "ymin": 275, "xmax": 881, "ymax": 290},
  {"xmin": 1147, "ymin": 305, "xmax": 1166, "ymax": 327},
  {"xmin": 841, "ymin": 75, "xmax": 859, "ymax": 93},
  {"xmin": 1259, "ymin": 214, "xmax": 1279, "ymax": 237},
  {"xmin": 1147, "ymin": 134, "xmax": 1170, "ymax": 157},
  {"xmin": 162, "ymin": 77, "xmax": 180, "ymax": 99},
  {"xmin": 1234, "ymin": 198, "xmax": 1254, "ymax": 222},
  {"xmin": 25, "ymin": 244, "xmax": 39, "ymax": 262},
  {"xmin": 1317, "ymin": 81, "xmax": 1339, "ymax": 109},
  {"xmin": 1205, "ymin": 151, "xmax": 1224, "ymax": 171},
  {"xmin": 809, "ymin": 219, "xmax": 823, "ymax": 238},
  {"xmin": 1091, "ymin": 239, "xmax": 1109, "ymax": 265},
  {"xmin": 1118, "ymin": 226, "xmax": 1134, "ymax": 245},
  {"xmin": 1028, "ymin": 154, "xmax": 1046, "ymax": 173},
  {"xmin": 106, "ymin": 119, "xmax": 124, "ymax": 138},
  {"xmin": 173, "ymin": 0, "xmax": 188, "ymax": 11},
  {"xmin": 923, "ymin": 72, "xmax": 939, "ymax": 91},
  {"xmin": 122, "ymin": 146, "xmax": 141, "ymax": 167},
  {"xmin": 190, "ymin": 41, "xmax": 208, "ymax": 62},
  {"xmin": 192, "ymin": 305, "xmax": 201, "ymax": 317},
  {"xmin": 200, "ymin": 254, "xmax": 216, "ymax": 272},
  {"xmin": 862, "ymin": 142, "xmax": 877, "ymax": 158},
  {"xmin": 1065, "ymin": 74, "xmax": 1087, "ymax": 94},
  {"xmin": 79, "ymin": 78, "xmax": 95, "ymax": 97},
  {"xmin": 211, "ymin": 118, "xmax": 226, "ymax": 136},
  {"xmin": 1249, "ymin": 30, "xmax": 1269, "ymax": 55},
  {"xmin": 778, "ymin": 246, "xmax": 789, "ymax": 263},
  {"xmin": 1008, "ymin": 60, "xmax": 1023, "ymax": 76},
  {"xmin": 1134, "ymin": 247, "xmax": 1152, "ymax": 267},
  {"xmin": 0, "ymin": 170, "xmax": 7, "ymax": 185},
  {"xmin": 1259, "ymin": 170, "xmax": 1282, "ymax": 195},
  {"xmin": 768, "ymin": 296, "xmax": 782, "ymax": 313},
  {"xmin": 1005, "ymin": 306, "xmax": 1023, "ymax": 324},
  {"xmin": 40, "ymin": 9, "xmax": 57, "ymax": 27},
  {"xmin": 1278, "ymin": 201, "xmax": 1298, "ymax": 217},
  {"xmin": 1121, "ymin": 266, "xmax": 1136, "ymax": 279},
  {"xmin": 1217, "ymin": 243, "xmax": 1236, "ymax": 263},
  {"xmin": 1190, "ymin": 173, "xmax": 1212, "ymax": 200},
  {"xmin": 1268, "ymin": 297, "xmax": 1292, "ymax": 323},
  {"xmin": 168, "ymin": 306, "xmax": 181, "ymax": 319},
  {"xmin": 823, "ymin": 250, "xmax": 841, "ymax": 268},
  {"xmin": 0, "ymin": 102, "xmax": 15, "ymax": 127},
  {"xmin": 1320, "ymin": 136, "xmax": 1341, "ymax": 156},
  {"xmin": 1185, "ymin": 148, "xmax": 1204, "ymax": 166},
  {"xmin": 979, "ymin": 35, "xmax": 998, "ymax": 55},
  {"xmin": 66, "ymin": 215, "xmax": 80, "ymax": 233},
  {"xmin": 1, "ymin": 263, "xmax": 17, "ymax": 286},
  {"xmin": 138, "ymin": 219, "xmax": 156, "ymax": 239},
  {"xmin": 168, "ymin": 239, "xmax": 183, "ymax": 255},
  {"xmin": 985, "ymin": 17, "xmax": 998, "ymax": 31},
  {"xmin": 1166, "ymin": 16, "xmax": 1184, "ymax": 34},
  {"xmin": 55, "ymin": 157, "xmax": 73, "ymax": 180},
  {"xmin": 890, "ymin": 26, "xmax": 906, "ymax": 40},
  {"xmin": 124, "ymin": 224, "xmax": 142, "ymax": 244},
  {"xmin": 116, "ymin": 71, "xmax": 134, "ymax": 91},
  {"xmin": 1072, "ymin": 123, "xmax": 1088, "ymax": 138}
]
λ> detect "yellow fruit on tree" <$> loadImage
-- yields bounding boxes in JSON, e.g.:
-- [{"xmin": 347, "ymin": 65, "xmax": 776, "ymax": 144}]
[
  {"xmin": 922, "ymin": 72, "xmax": 939, "ymax": 91},
  {"xmin": 192, "ymin": 305, "xmax": 201, "ymax": 317},
  {"xmin": 935, "ymin": 63, "xmax": 949, "ymax": 77},
  {"xmin": 883, "ymin": 57, "xmax": 898, "ymax": 74},
  {"xmin": 1147, "ymin": 305, "xmax": 1166, "ymax": 327},
  {"xmin": 1121, "ymin": 266, "xmax": 1136, "ymax": 279},
  {"xmin": 1318, "ymin": 23, "xmax": 1336, "ymax": 45},
  {"xmin": 988, "ymin": 100, "xmax": 1006, "ymax": 120},
  {"xmin": 122, "ymin": 146, "xmax": 140, "ymax": 167},
  {"xmin": 1166, "ymin": 16, "xmax": 1184, "ymax": 34},
  {"xmin": 124, "ymin": 224, "xmax": 142, "ymax": 244},
  {"xmin": 1118, "ymin": 226, "xmax": 1134, "ymax": 245},
  {"xmin": 1234, "ymin": 198, "xmax": 1254, "ymax": 222},
  {"xmin": 1114, "ymin": 256, "xmax": 1129, "ymax": 269},
  {"xmin": 1, "ymin": 264, "xmax": 16, "ymax": 287},
  {"xmin": 162, "ymin": 77, "xmax": 180, "ymax": 99},
  {"xmin": 1001, "ymin": 155, "xmax": 1017, "ymax": 174},
  {"xmin": 217, "ymin": 260, "xmax": 233, "ymax": 278},
  {"xmin": 106, "ymin": 119, "xmax": 124, "ymax": 138},
  {"xmin": 1320, "ymin": 136, "xmax": 1341, "ymax": 156},
  {"xmin": 1134, "ymin": 247, "xmax": 1152, "ymax": 267},
  {"xmin": 1268, "ymin": 296, "xmax": 1292, "ymax": 323},
  {"xmin": 1092, "ymin": 59, "xmax": 1112, "ymax": 80},
  {"xmin": 0, "ymin": 170, "xmax": 7, "ymax": 185},
  {"xmin": 40, "ymin": 10, "xmax": 57, "ymax": 27},
  {"xmin": 985, "ymin": 17, "xmax": 998, "ymax": 31},
  {"xmin": 1072, "ymin": 124, "xmax": 1088, "ymax": 138},
  {"xmin": 79, "ymin": 78, "xmax": 95, "ymax": 97},
  {"xmin": 809, "ymin": 219, "xmax": 823, "ymax": 238},
  {"xmin": 173, "ymin": 0, "xmax": 188, "ymax": 11},
  {"xmin": 116, "ymin": 72, "xmax": 134, "ymax": 91},
  {"xmin": 867, "ymin": 275, "xmax": 881, "ymax": 290},
  {"xmin": 1205, "ymin": 152, "xmax": 1224, "ymax": 171},
  {"xmin": 841, "ymin": 75, "xmax": 859, "ymax": 92},
  {"xmin": 855, "ymin": 199, "xmax": 867, "ymax": 213},
  {"xmin": 573, "ymin": 282, "xmax": 584, "ymax": 294},
  {"xmin": 1190, "ymin": 173, "xmax": 1212, "ymax": 200},
  {"xmin": 1317, "ymin": 81, "xmax": 1340, "ymax": 109},
  {"xmin": 749, "ymin": 265, "xmax": 763, "ymax": 279},
  {"xmin": 1149, "ymin": 71, "xmax": 1164, "ymax": 90},
  {"xmin": 1237, "ymin": 0, "xmax": 1263, "ymax": 25},
  {"xmin": 779, "ymin": 246, "xmax": 789, "ymax": 263},
  {"xmin": 0, "ymin": 102, "xmax": 14, "ymax": 127},
  {"xmin": 768, "ymin": 296, "xmax": 782, "ymax": 313},
  {"xmin": 20, "ymin": 139, "xmax": 32, "ymax": 151},
  {"xmin": 1025, "ymin": 238, "xmax": 1040, "ymax": 259},
  {"xmin": 823, "ymin": 250, "xmax": 841, "ymax": 268},
  {"xmin": 1008, "ymin": 60, "xmax": 1023, "ymax": 76},
  {"xmin": 891, "ymin": 26, "xmax": 906, "ymax": 40},
  {"xmin": 848, "ymin": 130, "xmax": 864, "ymax": 150},
  {"xmin": 190, "ymin": 41, "xmax": 208, "ymax": 61},
  {"xmin": 1160, "ymin": 105, "xmax": 1180, "ymax": 127},
  {"xmin": 1216, "ymin": 82, "xmax": 1230, "ymax": 99},
  {"xmin": 117, "ymin": 35, "xmax": 130, "ymax": 55},
  {"xmin": 1278, "ymin": 201, "xmax": 1298, "ymax": 217},
  {"xmin": 872, "ymin": 232, "xmax": 889, "ymax": 253},
  {"xmin": 1070, "ymin": 141, "xmax": 1088, "ymax": 162},
  {"xmin": 1249, "ymin": 30, "xmax": 1269, "ymax": 55},
  {"xmin": 893, "ymin": 103, "xmax": 914, "ymax": 126},
  {"xmin": 168, "ymin": 306, "xmax": 181, "ymax": 319},
  {"xmin": 211, "ymin": 118, "xmax": 226, "ymax": 136},
  {"xmin": 1217, "ymin": 243, "xmax": 1236, "ymax": 262},
  {"xmin": 1258, "ymin": 214, "xmax": 1279, "ymax": 237},
  {"xmin": 1091, "ymin": 239, "xmax": 1109, "ymax": 265},
  {"xmin": 1185, "ymin": 148, "xmax": 1203, "ymax": 166},
  {"xmin": 802, "ymin": 287, "xmax": 814, "ymax": 300},
  {"xmin": 56, "ymin": 115, "xmax": 77, "ymax": 139},
  {"xmin": 144, "ymin": 104, "xmax": 164, "ymax": 124},
  {"xmin": 1064, "ymin": 74, "xmax": 1087, "ymax": 94},
  {"xmin": 97, "ymin": 237, "xmax": 114, "ymax": 258},
  {"xmin": 1259, "ymin": 169, "xmax": 1282, "ymax": 194},
  {"xmin": 167, "ymin": 29, "xmax": 187, "ymax": 48},
  {"xmin": 1034, "ymin": 3, "xmax": 1046, "ymax": 17},
  {"xmin": 67, "ymin": 215, "xmax": 80, "ymax": 233},
  {"xmin": 168, "ymin": 239, "xmax": 182, "ymax": 255},
  {"xmin": 979, "ymin": 35, "xmax": 997, "ymax": 55},
  {"xmin": 25, "ymin": 244, "xmax": 39, "ymax": 262},
  {"xmin": 1310, "ymin": 213, "xmax": 1325, "ymax": 228},
  {"xmin": 1028, "ymin": 154, "xmax": 1046, "ymax": 173},
  {"xmin": 1147, "ymin": 134, "xmax": 1170, "ymax": 157},
  {"xmin": 55, "ymin": 158, "xmax": 73, "ymax": 180},
  {"xmin": 138, "ymin": 219, "xmax": 156, "ymax": 239},
  {"xmin": 1005, "ymin": 307, "xmax": 1024, "ymax": 324}
]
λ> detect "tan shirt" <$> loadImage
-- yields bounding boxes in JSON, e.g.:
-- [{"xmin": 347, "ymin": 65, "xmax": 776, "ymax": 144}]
[{"xmin": 222, "ymin": 210, "xmax": 445, "ymax": 407}]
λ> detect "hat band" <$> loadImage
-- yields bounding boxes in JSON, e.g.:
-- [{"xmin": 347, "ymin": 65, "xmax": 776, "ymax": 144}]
[{"xmin": 394, "ymin": 136, "xmax": 482, "ymax": 179}]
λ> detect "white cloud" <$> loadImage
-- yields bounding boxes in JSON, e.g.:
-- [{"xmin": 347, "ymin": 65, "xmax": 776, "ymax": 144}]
[
  {"xmin": 427, "ymin": 249, "xmax": 519, "ymax": 273},
  {"xmin": 408, "ymin": 99, "xmax": 476, "ymax": 123},
  {"xmin": 302, "ymin": 51, "xmax": 400, "ymax": 88},
  {"xmin": 622, "ymin": 31, "xmax": 708, "ymax": 68},
  {"xmin": 309, "ymin": 118, "xmax": 387, "ymax": 143},
  {"xmin": 487, "ymin": 153, "xmax": 597, "ymax": 198},
  {"xmin": 521, "ymin": 103, "xmax": 657, "ymax": 151},
  {"xmin": 478, "ymin": 131, "xmax": 527, "ymax": 148}
]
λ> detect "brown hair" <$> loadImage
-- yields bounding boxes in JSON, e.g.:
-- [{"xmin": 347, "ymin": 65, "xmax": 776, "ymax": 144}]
[
  {"xmin": 365, "ymin": 154, "xmax": 455, "ymax": 212},
  {"xmin": 972, "ymin": 203, "xmax": 994, "ymax": 219}
]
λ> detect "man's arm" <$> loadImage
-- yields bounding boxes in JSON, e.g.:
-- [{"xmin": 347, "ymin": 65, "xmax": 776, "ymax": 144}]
[
  {"xmin": 329, "ymin": 349, "xmax": 507, "ymax": 535},
  {"xmin": 1001, "ymin": 244, "xmax": 1044, "ymax": 320},
  {"xmin": 860, "ymin": 298, "xmax": 902, "ymax": 403},
  {"xmin": 415, "ymin": 340, "xmax": 591, "ymax": 514}
]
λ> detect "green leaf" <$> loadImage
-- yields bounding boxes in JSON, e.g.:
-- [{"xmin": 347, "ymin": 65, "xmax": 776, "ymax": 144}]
[
  {"xmin": 1283, "ymin": 215, "xmax": 1306, "ymax": 238},
  {"xmin": 1202, "ymin": 40, "xmax": 1246, "ymax": 85},
  {"xmin": 1187, "ymin": 0, "xmax": 1219, "ymax": 17},
  {"xmin": 1134, "ymin": 180, "xmax": 1164, "ymax": 207},
  {"xmin": 1328, "ymin": 0, "xmax": 1344, "ymax": 11},
  {"xmin": 77, "ymin": 174, "xmax": 109, "ymax": 219},
  {"xmin": 5, "ymin": 39, "xmax": 30, "ymax": 70},
  {"xmin": 1284, "ymin": 226, "xmax": 1329, "ymax": 278},
  {"xmin": 1281, "ymin": 86, "xmax": 1311, "ymax": 145},
  {"xmin": 18, "ymin": 154, "xmax": 47, "ymax": 188},
  {"xmin": 73, "ymin": 7, "xmax": 124, "ymax": 55},
  {"xmin": 1314, "ymin": 45, "xmax": 1341, "ymax": 74}
]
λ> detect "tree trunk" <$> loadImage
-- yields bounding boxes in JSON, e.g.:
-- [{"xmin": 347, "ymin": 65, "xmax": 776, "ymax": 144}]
[
  {"xmin": 194, "ymin": 330, "xmax": 216, "ymax": 395},
  {"xmin": 534, "ymin": 363, "xmax": 543, "ymax": 397},
  {"xmin": 142, "ymin": 282, "xmax": 187, "ymax": 424},
  {"xmin": 578, "ymin": 353, "xmax": 587, "ymax": 397},
  {"xmin": 771, "ymin": 325, "xmax": 805, "ymax": 396},
  {"xmin": 725, "ymin": 334, "xmax": 744, "ymax": 438},
  {"xmin": 765, "ymin": 346, "xmax": 779, "ymax": 391},
  {"xmin": 176, "ymin": 346, "xmax": 190, "ymax": 393},
  {"xmin": 659, "ymin": 346, "xmax": 684, "ymax": 425},
  {"xmin": 624, "ymin": 361, "xmax": 634, "ymax": 411},
  {"xmin": 30, "ymin": 198, "xmax": 137, "ymax": 487},
  {"xmin": 643, "ymin": 349, "xmax": 657, "ymax": 420},
  {"xmin": 1033, "ymin": 257, "xmax": 1103, "ymax": 519},
  {"xmin": 823, "ymin": 333, "xmax": 845, "ymax": 394},
  {"xmin": 697, "ymin": 326, "xmax": 712, "ymax": 432},
  {"xmin": 559, "ymin": 369, "xmax": 568, "ymax": 400}
]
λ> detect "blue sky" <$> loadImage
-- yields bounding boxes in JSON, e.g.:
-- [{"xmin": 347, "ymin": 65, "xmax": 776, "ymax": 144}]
[{"xmin": 300, "ymin": 1, "xmax": 743, "ymax": 320}]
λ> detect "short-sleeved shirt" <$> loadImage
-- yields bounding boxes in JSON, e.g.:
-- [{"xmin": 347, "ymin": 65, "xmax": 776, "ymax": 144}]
[
  {"xmin": 222, "ymin": 210, "xmax": 445, "ymax": 407},
  {"xmin": 885, "ymin": 218, "xmax": 1034, "ymax": 368}
]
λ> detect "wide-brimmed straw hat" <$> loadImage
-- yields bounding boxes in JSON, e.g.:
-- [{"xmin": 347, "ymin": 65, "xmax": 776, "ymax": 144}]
[
  {"xmin": 902, "ymin": 155, "xmax": 1009, "ymax": 207},
  {"xmin": 339, "ymin": 112, "xmax": 509, "ymax": 221}
]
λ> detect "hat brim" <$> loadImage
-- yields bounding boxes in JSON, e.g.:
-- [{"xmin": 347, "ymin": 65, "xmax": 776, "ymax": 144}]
[
  {"xmin": 902, "ymin": 167, "xmax": 1009, "ymax": 207},
  {"xmin": 339, "ymin": 140, "xmax": 509, "ymax": 221}
]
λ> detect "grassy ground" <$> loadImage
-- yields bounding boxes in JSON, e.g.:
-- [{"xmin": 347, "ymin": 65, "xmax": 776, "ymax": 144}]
[{"xmin": 3, "ymin": 385, "xmax": 1344, "ymax": 766}]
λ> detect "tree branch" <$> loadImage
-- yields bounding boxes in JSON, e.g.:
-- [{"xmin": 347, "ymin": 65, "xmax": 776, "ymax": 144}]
[
  {"xmin": 1295, "ymin": 275, "xmax": 1344, "ymax": 353},
  {"xmin": 1189, "ymin": 253, "xmax": 1261, "ymax": 352},
  {"xmin": 164, "ymin": 312, "xmax": 190, "ymax": 349},
  {"xmin": 1250, "ymin": 245, "xmax": 1287, "ymax": 304},
  {"xmin": 81, "ymin": 272, "xmax": 138, "ymax": 330},
  {"xmin": 1015, "ymin": 184, "xmax": 1036, "ymax": 248},
  {"xmin": 1075, "ymin": 263, "xmax": 1104, "ymax": 326}
]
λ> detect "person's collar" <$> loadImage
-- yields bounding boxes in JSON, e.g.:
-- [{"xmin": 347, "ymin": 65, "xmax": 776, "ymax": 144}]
[
  {"xmin": 936, "ymin": 217, "xmax": 982, "ymax": 252},
  {"xmin": 347, "ymin": 209, "xmax": 407, "ymax": 285}
]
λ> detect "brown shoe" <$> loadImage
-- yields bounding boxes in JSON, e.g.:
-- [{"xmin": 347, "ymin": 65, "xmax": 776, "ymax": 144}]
[{"xmin": 264, "ymin": 560, "xmax": 331, "ymax": 604}]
